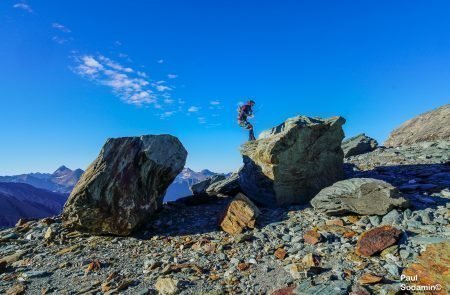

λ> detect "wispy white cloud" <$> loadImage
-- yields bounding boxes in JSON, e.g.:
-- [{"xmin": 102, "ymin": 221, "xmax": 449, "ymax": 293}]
[
  {"xmin": 163, "ymin": 98, "xmax": 174, "ymax": 104},
  {"xmin": 210, "ymin": 100, "xmax": 220, "ymax": 105},
  {"xmin": 137, "ymin": 71, "xmax": 147, "ymax": 78},
  {"xmin": 157, "ymin": 59, "xmax": 164, "ymax": 64},
  {"xmin": 168, "ymin": 74, "xmax": 178, "ymax": 79},
  {"xmin": 160, "ymin": 111, "xmax": 176, "ymax": 119},
  {"xmin": 52, "ymin": 36, "xmax": 71, "ymax": 44},
  {"xmin": 188, "ymin": 106, "xmax": 200, "ymax": 112},
  {"xmin": 72, "ymin": 54, "xmax": 171, "ymax": 106},
  {"xmin": 52, "ymin": 22, "xmax": 71, "ymax": 33},
  {"xmin": 155, "ymin": 85, "xmax": 171, "ymax": 92},
  {"xmin": 99, "ymin": 56, "xmax": 133, "ymax": 73},
  {"xmin": 198, "ymin": 117, "xmax": 206, "ymax": 124},
  {"xmin": 13, "ymin": 3, "xmax": 33, "ymax": 13}
]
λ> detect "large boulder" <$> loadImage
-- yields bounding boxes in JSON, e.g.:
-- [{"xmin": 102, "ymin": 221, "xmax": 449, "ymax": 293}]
[
  {"xmin": 62, "ymin": 135, "xmax": 187, "ymax": 235},
  {"xmin": 385, "ymin": 104, "xmax": 450, "ymax": 147},
  {"xmin": 311, "ymin": 178, "xmax": 409, "ymax": 215},
  {"xmin": 238, "ymin": 115, "xmax": 346, "ymax": 206},
  {"xmin": 342, "ymin": 133, "xmax": 378, "ymax": 157}
]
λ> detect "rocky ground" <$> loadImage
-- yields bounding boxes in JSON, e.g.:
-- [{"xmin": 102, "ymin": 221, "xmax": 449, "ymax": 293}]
[{"xmin": 1, "ymin": 143, "xmax": 449, "ymax": 294}]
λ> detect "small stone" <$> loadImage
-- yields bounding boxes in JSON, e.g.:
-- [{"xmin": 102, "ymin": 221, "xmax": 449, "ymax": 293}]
[
  {"xmin": 347, "ymin": 216, "xmax": 360, "ymax": 224},
  {"xmin": 384, "ymin": 264, "xmax": 399, "ymax": 276},
  {"xmin": 304, "ymin": 230, "xmax": 322, "ymax": 245},
  {"xmin": 237, "ymin": 263, "xmax": 250, "ymax": 271},
  {"xmin": 326, "ymin": 219, "xmax": 344, "ymax": 226},
  {"xmin": 274, "ymin": 248, "xmax": 287, "ymax": 260},
  {"xmin": 301, "ymin": 253, "xmax": 319, "ymax": 267},
  {"xmin": 44, "ymin": 227, "xmax": 54, "ymax": 240},
  {"xmin": 418, "ymin": 211, "xmax": 432, "ymax": 224},
  {"xmin": 155, "ymin": 277, "xmax": 179, "ymax": 295},
  {"xmin": 286, "ymin": 264, "xmax": 305, "ymax": 280},
  {"xmin": 15, "ymin": 218, "xmax": 28, "ymax": 227},
  {"xmin": 381, "ymin": 210, "xmax": 402, "ymax": 225},
  {"xmin": 368, "ymin": 216, "xmax": 380, "ymax": 226},
  {"xmin": 271, "ymin": 285, "xmax": 296, "ymax": 295},
  {"xmin": 6, "ymin": 284, "xmax": 27, "ymax": 295},
  {"xmin": 399, "ymin": 249, "xmax": 412, "ymax": 260},
  {"xmin": 358, "ymin": 273, "xmax": 383, "ymax": 285},
  {"xmin": 282, "ymin": 234, "xmax": 291, "ymax": 242},
  {"xmin": 20, "ymin": 270, "xmax": 51, "ymax": 280},
  {"xmin": 380, "ymin": 245, "xmax": 398, "ymax": 258},
  {"xmin": 356, "ymin": 226, "xmax": 402, "ymax": 257}
]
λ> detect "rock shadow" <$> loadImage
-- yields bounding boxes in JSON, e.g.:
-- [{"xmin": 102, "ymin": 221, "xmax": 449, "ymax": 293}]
[{"xmin": 344, "ymin": 162, "xmax": 450, "ymax": 210}]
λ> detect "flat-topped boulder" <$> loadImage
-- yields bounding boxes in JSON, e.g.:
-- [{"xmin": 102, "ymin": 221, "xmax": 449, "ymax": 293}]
[
  {"xmin": 311, "ymin": 178, "xmax": 409, "ymax": 215},
  {"xmin": 62, "ymin": 135, "xmax": 187, "ymax": 236},
  {"xmin": 239, "ymin": 115, "xmax": 346, "ymax": 206}
]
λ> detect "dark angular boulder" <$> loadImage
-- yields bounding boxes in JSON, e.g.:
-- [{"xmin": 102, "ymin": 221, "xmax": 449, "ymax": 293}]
[{"xmin": 62, "ymin": 135, "xmax": 187, "ymax": 235}]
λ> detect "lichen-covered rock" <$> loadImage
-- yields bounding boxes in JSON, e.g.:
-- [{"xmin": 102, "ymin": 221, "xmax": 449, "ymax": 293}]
[
  {"xmin": 342, "ymin": 133, "xmax": 378, "ymax": 157},
  {"xmin": 218, "ymin": 193, "xmax": 260, "ymax": 235},
  {"xmin": 385, "ymin": 104, "xmax": 450, "ymax": 147},
  {"xmin": 62, "ymin": 135, "xmax": 187, "ymax": 236},
  {"xmin": 239, "ymin": 115, "xmax": 346, "ymax": 206},
  {"xmin": 402, "ymin": 242, "xmax": 449, "ymax": 295},
  {"xmin": 190, "ymin": 174, "xmax": 225, "ymax": 195},
  {"xmin": 310, "ymin": 178, "xmax": 409, "ymax": 216},
  {"xmin": 356, "ymin": 226, "xmax": 402, "ymax": 257}
]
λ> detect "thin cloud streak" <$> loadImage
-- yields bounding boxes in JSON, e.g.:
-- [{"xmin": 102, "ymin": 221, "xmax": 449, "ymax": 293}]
[
  {"xmin": 13, "ymin": 3, "xmax": 33, "ymax": 13},
  {"xmin": 52, "ymin": 23, "xmax": 71, "ymax": 33}
]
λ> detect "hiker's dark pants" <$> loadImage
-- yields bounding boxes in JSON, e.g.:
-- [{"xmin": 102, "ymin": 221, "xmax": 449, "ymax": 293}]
[{"xmin": 239, "ymin": 120, "xmax": 256, "ymax": 141}]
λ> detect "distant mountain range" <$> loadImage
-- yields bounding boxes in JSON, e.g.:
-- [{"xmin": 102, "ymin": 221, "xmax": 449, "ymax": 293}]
[
  {"xmin": 0, "ymin": 166, "xmax": 221, "ymax": 226},
  {"xmin": 0, "ymin": 182, "xmax": 67, "ymax": 227},
  {"xmin": 164, "ymin": 168, "xmax": 218, "ymax": 202},
  {"xmin": 0, "ymin": 165, "xmax": 83, "ymax": 194}
]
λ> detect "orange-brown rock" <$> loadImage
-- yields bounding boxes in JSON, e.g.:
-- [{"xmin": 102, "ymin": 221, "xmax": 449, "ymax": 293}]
[
  {"xmin": 356, "ymin": 226, "xmax": 402, "ymax": 257},
  {"xmin": 237, "ymin": 262, "xmax": 250, "ymax": 271},
  {"xmin": 343, "ymin": 231, "xmax": 356, "ymax": 238},
  {"xmin": 304, "ymin": 230, "xmax": 322, "ymax": 245},
  {"xmin": 326, "ymin": 219, "xmax": 344, "ymax": 226},
  {"xmin": 347, "ymin": 215, "xmax": 360, "ymax": 224},
  {"xmin": 218, "ymin": 193, "xmax": 260, "ymax": 235},
  {"xmin": 271, "ymin": 285, "xmax": 296, "ymax": 295},
  {"xmin": 274, "ymin": 248, "xmax": 287, "ymax": 260},
  {"xmin": 402, "ymin": 242, "xmax": 449, "ymax": 295},
  {"xmin": 358, "ymin": 273, "xmax": 383, "ymax": 285}
]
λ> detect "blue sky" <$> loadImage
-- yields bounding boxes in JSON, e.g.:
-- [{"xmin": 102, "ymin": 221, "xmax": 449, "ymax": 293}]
[{"xmin": 1, "ymin": 1, "xmax": 449, "ymax": 175}]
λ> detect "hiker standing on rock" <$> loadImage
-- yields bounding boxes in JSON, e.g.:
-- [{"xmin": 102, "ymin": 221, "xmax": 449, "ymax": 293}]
[{"xmin": 238, "ymin": 100, "xmax": 256, "ymax": 141}]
